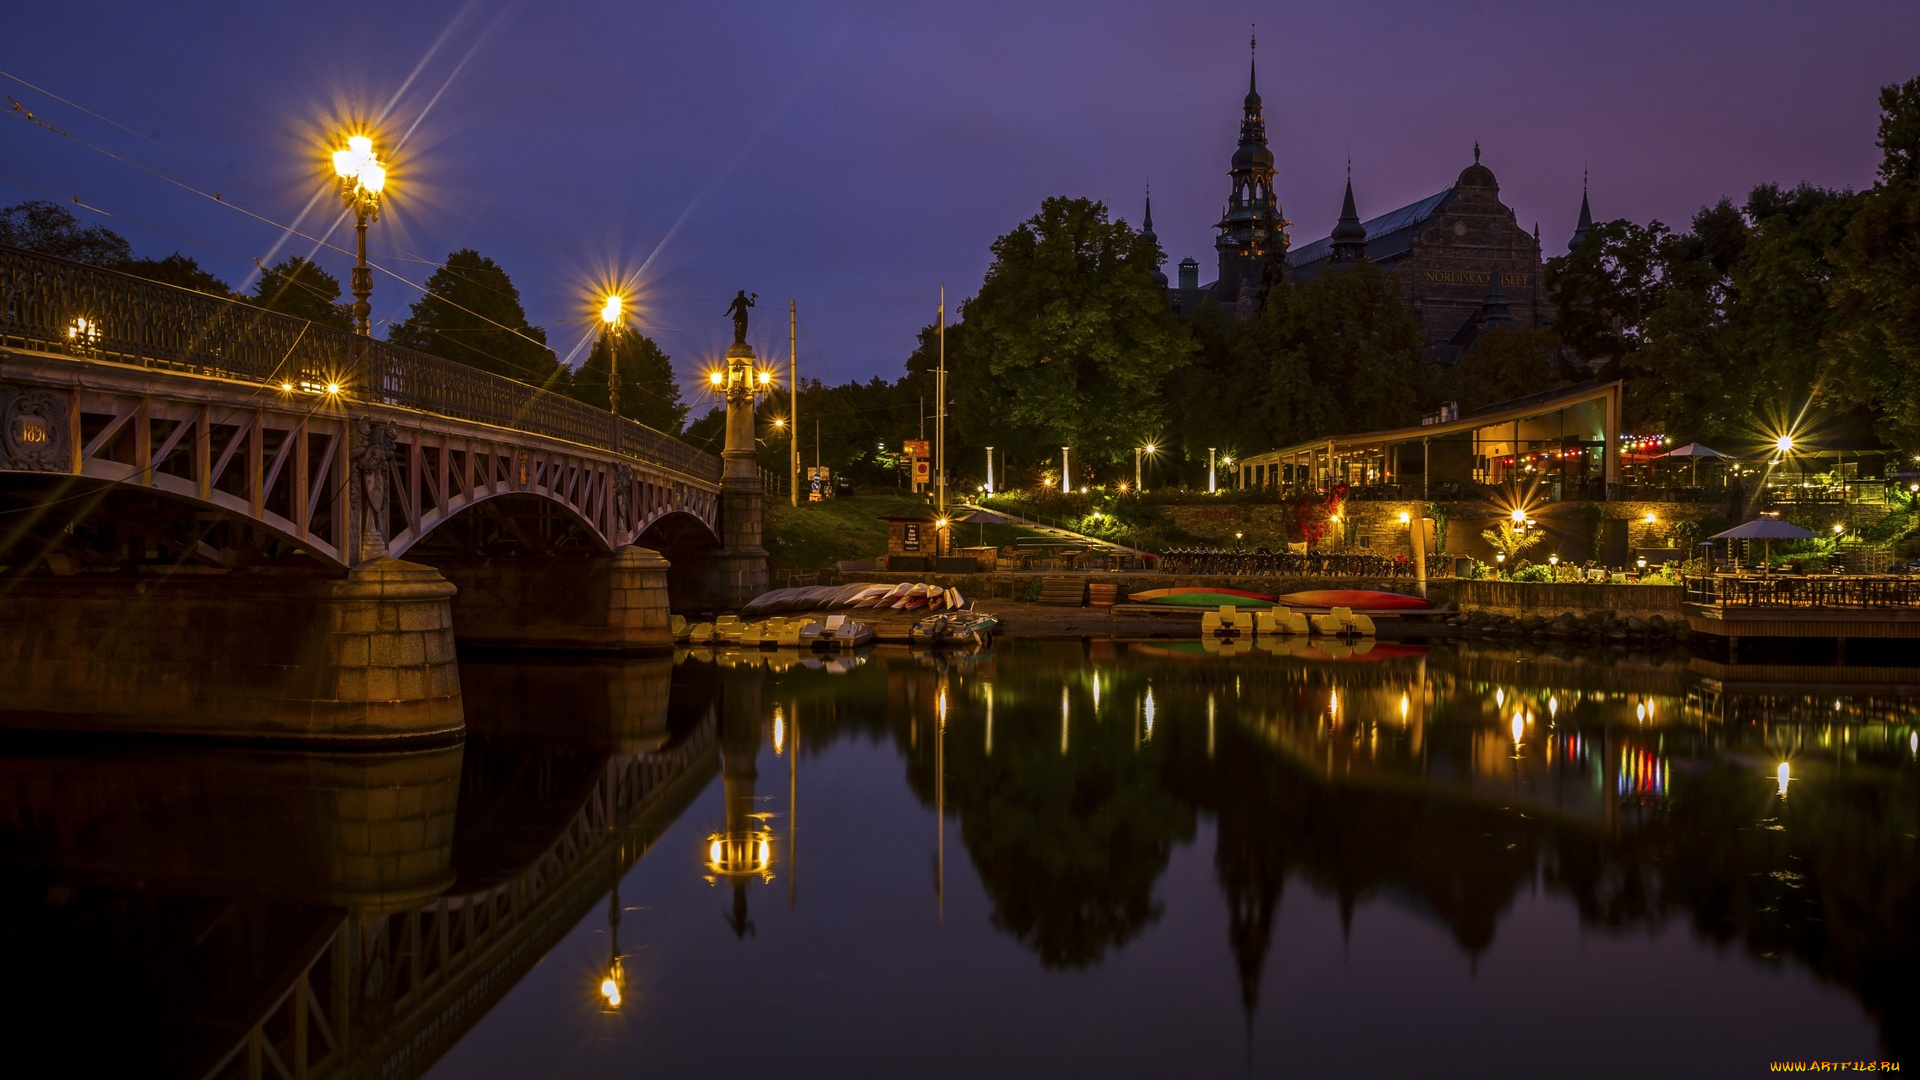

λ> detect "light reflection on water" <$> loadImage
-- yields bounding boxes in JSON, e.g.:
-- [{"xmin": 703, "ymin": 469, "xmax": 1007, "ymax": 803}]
[{"xmin": 4, "ymin": 641, "xmax": 1916, "ymax": 1077}]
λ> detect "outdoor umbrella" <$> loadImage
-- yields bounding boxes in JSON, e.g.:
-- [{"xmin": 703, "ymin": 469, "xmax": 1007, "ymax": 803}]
[
  {"xmin": 1664, "ymin": 442, "xmax": 1729, "ymax": 486},
  {"xmin": 1709, "ymin": 516, "xmax": 1817, "ymax": 572}
]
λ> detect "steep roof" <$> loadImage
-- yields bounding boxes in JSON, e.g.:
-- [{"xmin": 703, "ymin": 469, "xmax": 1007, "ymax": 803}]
[{"xmin": 1289, "ymin": 188, "xmax": 1454, "ymax": 276}]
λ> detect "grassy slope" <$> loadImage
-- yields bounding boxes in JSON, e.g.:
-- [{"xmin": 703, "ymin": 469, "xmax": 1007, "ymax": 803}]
[{"xmin": 764, "ymin": 494, "xmax": 1051, "ymax": 571}]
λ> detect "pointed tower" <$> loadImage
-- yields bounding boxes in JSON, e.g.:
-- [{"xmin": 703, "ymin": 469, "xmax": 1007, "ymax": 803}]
[
  {"xmin": 1214, "ymin": 32, "xmax": 1289, "ymax": 308},
  {"xmin": 1329, "ymin": 167, "xmax": 1367, "ymax": 264},
  {"xmin": 1481, "ymin": 265, "xmax": 1514, "ymax": 331},
  {"xmin": 1568, "ymin": 174, "xmax": 1593, "ymax": 252},
  {"xmin": 1142, "ymin": 187, "xmax": 1169, "ymax": 288}
]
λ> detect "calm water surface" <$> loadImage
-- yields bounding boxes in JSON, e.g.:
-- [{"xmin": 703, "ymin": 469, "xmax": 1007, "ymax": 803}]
[{"xmin": 5, "ymin": 641, "xmax": 1915, "ymax": 1077}]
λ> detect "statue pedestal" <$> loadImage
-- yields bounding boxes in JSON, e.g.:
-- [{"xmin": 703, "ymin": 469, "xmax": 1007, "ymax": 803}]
[{"xmin": 714, "ymin": 340, "xmax": 769, "ymax": 608}]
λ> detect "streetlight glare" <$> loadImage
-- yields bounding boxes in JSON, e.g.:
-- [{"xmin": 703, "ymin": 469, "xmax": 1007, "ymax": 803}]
[
  {"xmin": 1510, "ymin": 507, "xmax": 1527, "ymax": 524},
  {"xmin": 1775, "ymin": 434, "xmax": 1795, "ymax": 453},
  {"xmin": 601, "ymin": 294, "xmax": 623, "ymax": 325},
  {"xmin": 708, "ymin": 370, "xmax": 724, "ymax": 386}
]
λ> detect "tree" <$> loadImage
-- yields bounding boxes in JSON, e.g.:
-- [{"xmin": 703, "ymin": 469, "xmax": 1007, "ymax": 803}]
[
  {"xmin": 1480, "ymin": 519, "xmax": 1542, "ymax": 563},
  {"xmin": 933, "ymin": 197, "xmax": 1195, "ymax": 467},
  {"xmin": 1825, "ymin": 75, "xmax": 1920, "ymax": 451},
  {"xmin": 1545, "ymin": 218, "xmax": 1673, "ymax": 364},
  {"xmin": 0, "ymin": 200, "xmax": 132, "ymax": 265},
  {"xmin": 251, "ymin": 257, "xmax": 351, "ymax": 329},
  {"xmin": 387, "ymin": 249, "xmax": 564, "ymax": 389},
  {"xmin": 119, "ymin": 252, "xmax": 232, "ymax": 297},
  {"xmin": 1455, "ymin": 328, "xmax": 1567, "ymax": 411},
  {"xmin": 570, "ymin": 326, "xmax": 687, "ymax": 433},
  {"xmin": 1230, "ymin": 260, "xmax": 1427, "ymax": 449}
]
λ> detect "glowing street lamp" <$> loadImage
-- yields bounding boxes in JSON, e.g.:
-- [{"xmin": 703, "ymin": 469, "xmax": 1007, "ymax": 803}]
[
  {"xmin": 331, "ymin": 133, "xmax": 388, "ymax": 336},
  {"xmin": 601, "ymin": 292, "xmax": 624, "ymax": 412},
  {"xmin": 1134, "ymin": 442, "xmax": 1157, "ymax": 493}
]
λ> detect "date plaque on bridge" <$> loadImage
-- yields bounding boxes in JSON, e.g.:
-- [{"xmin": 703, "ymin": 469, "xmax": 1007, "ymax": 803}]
[{"xmin": 0, "ymin": 386, "xmax": 71, "ymax": 472}]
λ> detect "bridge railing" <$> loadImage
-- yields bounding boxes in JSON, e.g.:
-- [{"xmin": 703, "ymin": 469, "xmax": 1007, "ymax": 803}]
[{"xmin": 0, "ymin": 244, "xmax": 722, "ymax": 482}]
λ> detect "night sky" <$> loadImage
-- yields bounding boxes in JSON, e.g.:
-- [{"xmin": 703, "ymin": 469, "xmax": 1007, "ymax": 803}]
[{"xmin": 4, "ymin": 1, "xmax": 1915, "ymax": 393}]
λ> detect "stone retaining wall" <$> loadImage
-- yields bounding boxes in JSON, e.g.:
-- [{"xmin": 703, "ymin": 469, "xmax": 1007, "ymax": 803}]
[{"xmin": 1451, "ymin": 579, "xmax": 1684, "ymax": 618}]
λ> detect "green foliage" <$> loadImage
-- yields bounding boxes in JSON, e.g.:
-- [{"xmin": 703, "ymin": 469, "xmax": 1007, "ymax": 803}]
[
  {"xmin": 1510, "ymin": 563, "xmax": 1553, "ymax": 583},
  {"xmin": 1425, "ymin": 501, "xmax": 1453, "ymax": 556},
  {"xmin": 927, "ymin": 197, "xmax": 1193, "ymax": 468},
  {"xmin": 0, "ymin": 200, "xmax": 133, "ymax": 265},
  {"xmin": 1454, "ymin": 327, "xmax": 1568, "ymax": 411},
  {"xmin": 570, "ymin": 326, "xmax": 687, "ymax": 434},
  {"xmin": 763, "ymin": 493, "xmax": 911, "ymax": 571},
  {"xmin": 120, "ymin": 253, "xmax": 232, "ymax": 296},
  {"xmin": 387, "ymin": 249, "xmax": 564, "ymax": 389},
  {"xmin": 1236, "ymin": 261, "xmax": 1427, "ymax": 446},
  {"xmin": 0, "ymin": 201, "xmax": 230, "ymax": 297},
  {"xmin": 1480, "ymin": 519, "xmax": 1544, "ymax": 562},
  {"xmin": 251, "ymin": 257, "xmax": 350, "ymax": 329}
]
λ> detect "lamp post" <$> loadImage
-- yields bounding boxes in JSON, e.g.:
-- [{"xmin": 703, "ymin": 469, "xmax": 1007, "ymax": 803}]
[
  {"xmin": 1208, "ymin": 447, "xmax": 1217, "ymax": 494},
  {"xmin": 600, "ymin": 293, "xmax": 623, "ymax": 452},
  {"xmin": 985, "ymin": 446, "xmax": 994, "ymax": 495},
  {"xmin": 331, "ymin": 134, "xmax": 388, "ymax": 337},
  {"xmin": 1061, "ymin": 447, "xmax": 1070, "ymax": 494},
  {"xmin": 1135, "ymin": 443, "xmax": 1156, "ymax": 493}
]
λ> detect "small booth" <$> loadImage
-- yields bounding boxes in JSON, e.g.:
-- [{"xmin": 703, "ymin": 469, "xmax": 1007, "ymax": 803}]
[{"xmin": 882, "ymin": 505, "xmax": 974, "ymax": 572}]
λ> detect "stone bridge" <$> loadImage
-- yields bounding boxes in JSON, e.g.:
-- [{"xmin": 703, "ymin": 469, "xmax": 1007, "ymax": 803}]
[{"xmin": 0, "ymin": 245, "xmax": 770, "ymax": 742}]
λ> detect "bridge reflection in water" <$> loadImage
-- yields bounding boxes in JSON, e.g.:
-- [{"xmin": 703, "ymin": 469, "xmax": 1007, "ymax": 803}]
[
  {"xmin": 0, "ymin": 656, "xmax": 720, "ymax": 1079},
  {"xmin": 4, "ymin": 643, "xmax": 1916, "ymax": 1074}
]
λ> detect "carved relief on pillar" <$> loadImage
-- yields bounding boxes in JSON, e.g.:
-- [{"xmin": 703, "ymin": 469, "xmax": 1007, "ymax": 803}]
[
  {"xmin": 0, "ymin": 386, "xmax": 73, "ymax": 472},
  {"xmin": 613, "ymin": 463, "xmax": 634, "ymax": 532},
  {"xmin": 350, "ymin": 417, "xmax": 399, "ymax": 562}
]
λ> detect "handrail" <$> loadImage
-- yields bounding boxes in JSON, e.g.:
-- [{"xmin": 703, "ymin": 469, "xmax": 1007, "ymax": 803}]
[
  {"xmin": 0, "ymin": 244, "xmax": 722, "ymax": 483},
  {"xmin": 1684, "ymin": 573, "xmax": 1920, "ymax": 608}
]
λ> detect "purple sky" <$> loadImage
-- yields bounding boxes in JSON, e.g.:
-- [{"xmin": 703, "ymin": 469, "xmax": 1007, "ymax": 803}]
[{"xmin": 4, "ymin": 1, "xmax": 1915, "ymax": 392}]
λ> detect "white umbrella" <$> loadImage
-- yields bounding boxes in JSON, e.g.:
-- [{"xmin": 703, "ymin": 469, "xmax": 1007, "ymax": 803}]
[
  {"xmin": 1710, "ymin": 517, "xmax": 1817, "ymax": 572},
  {"xmin": 1664, "ymin": 443, "xmax": 1729, "ymax": 486}
]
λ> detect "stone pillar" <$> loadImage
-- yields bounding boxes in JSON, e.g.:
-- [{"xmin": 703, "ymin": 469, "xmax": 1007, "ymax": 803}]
[
  {"xmin": 426, "ymin": 545, "xmax": 673, "ymax": 652},
  {"xmin": 0, "ymin": 557, "xmax": 462, "ymax": 743},
  {"xmin": 714, "ymin": 340, "xmax": 770, "ymax": 608},
  {"xmin": 325, "ymin": 557, "xmax": 464, "ymax": 740}
]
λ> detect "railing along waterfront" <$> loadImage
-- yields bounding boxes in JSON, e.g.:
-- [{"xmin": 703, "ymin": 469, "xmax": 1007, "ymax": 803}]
[
  {"xmin": 1685, "ymin": 573, "xmax": 1920, "ymax": 608},
  {"xmin": 0, "ymin": 244, "xmax": 721, "ymax": 482}
]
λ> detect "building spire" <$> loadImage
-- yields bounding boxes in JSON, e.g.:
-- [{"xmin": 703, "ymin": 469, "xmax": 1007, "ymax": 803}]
[
  {"xmin": 1331, "ymin": 165, "xmax": 1367, "ymax": 264},
  {"xmin": 1569, "ymin": 170, "xmax": 1593, "ymax": 252},
  {"xmin": 1143, "ymin": 182, "xmax": 1168, "ymax": 288},
  {"xmin": 1248, "ymin": 25, "xmax": 1257, "ymax": 99}
]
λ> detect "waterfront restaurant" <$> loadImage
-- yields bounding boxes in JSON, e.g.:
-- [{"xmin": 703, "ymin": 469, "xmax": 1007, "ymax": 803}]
[{"xmin": 1235, "ymin": 381, "xmax": 1623, "ymax": 499}]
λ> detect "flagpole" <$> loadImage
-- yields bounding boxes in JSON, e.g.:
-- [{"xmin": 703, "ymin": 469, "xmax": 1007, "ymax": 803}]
[
  {"xmin": 936, "ymin": 285, "xmax": 946, "ymax": 518},
  {"xmin": 789, "ymin": 300, "xmax": 799, "ymax": 506}
]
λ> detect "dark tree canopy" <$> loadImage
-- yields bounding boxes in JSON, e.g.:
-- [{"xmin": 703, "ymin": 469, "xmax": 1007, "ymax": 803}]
[
  {"xmin": 1455, "ymin": 327, "xmax": 1568, "ymax": 412},
  {"xmin": 0, "ymin": 200, "xmax": 133, "ymax": 265},
  {"xmin": 929, "ymin": 197, "xmax": 1194, "ymax": 467},
  {"xmin": 252, "ymin": 256, "xmax": 351, "ymax": 329},
  {"xmin": 569, "ymin": 326, "xmax": 688, "ymax": 434},
  {"xmin": 387, "ymin": 249, "xmax": 563, "ymax": 388}
]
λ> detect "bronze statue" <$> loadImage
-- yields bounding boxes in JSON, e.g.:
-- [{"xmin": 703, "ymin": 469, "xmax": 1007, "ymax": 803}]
[{"xmin": 725, "ymin": 290, "xmax": 757, "ymax": 345}]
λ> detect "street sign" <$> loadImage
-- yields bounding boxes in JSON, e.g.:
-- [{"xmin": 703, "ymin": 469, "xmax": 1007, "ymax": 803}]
[
  {"xmin": 808, "ymin": 466, "xmax": 831, "ymax": 502},
  {"xmin": 903, "ymin": 440, "xmax": 929, "ymax": 459},
  {"xmin": 912, "ymin": 459, "xmax": 930, "ymax": 482}
]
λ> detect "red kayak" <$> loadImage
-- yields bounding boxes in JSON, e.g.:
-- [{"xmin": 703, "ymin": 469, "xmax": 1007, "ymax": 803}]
[{"xmin": 1278, "ymin": 589, "xmax": 1433, "ymax": 611}]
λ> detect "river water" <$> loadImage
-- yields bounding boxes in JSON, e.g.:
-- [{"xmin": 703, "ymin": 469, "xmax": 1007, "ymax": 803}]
[{"xmin": 4, "ymin": 640, "xmax": 1914, "ymax": 1077}]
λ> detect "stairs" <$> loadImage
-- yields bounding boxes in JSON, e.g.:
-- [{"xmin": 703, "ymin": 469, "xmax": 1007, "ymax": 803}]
[{"xmin": 1037, "ymin": 578, "xmax": 1085, "ymax": 606}]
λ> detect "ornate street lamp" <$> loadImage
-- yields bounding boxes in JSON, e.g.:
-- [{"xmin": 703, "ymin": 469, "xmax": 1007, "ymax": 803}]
[
  {"xmin": 331, "ymin": 134, "xmax": 388, "ymax": 336},
  {"xmin": 600, "ymin": 292, "xmax": 623, "ymax": 452}
]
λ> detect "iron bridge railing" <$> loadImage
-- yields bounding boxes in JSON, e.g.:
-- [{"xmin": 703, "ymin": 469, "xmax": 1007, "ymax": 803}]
[
  {"xmin": 0, "ymin": 244, "xmax": 722, "ymax": 482},
  {"xmin": 1684, "ymin": 573, "xmax": 1920, "ymax": 608}
]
